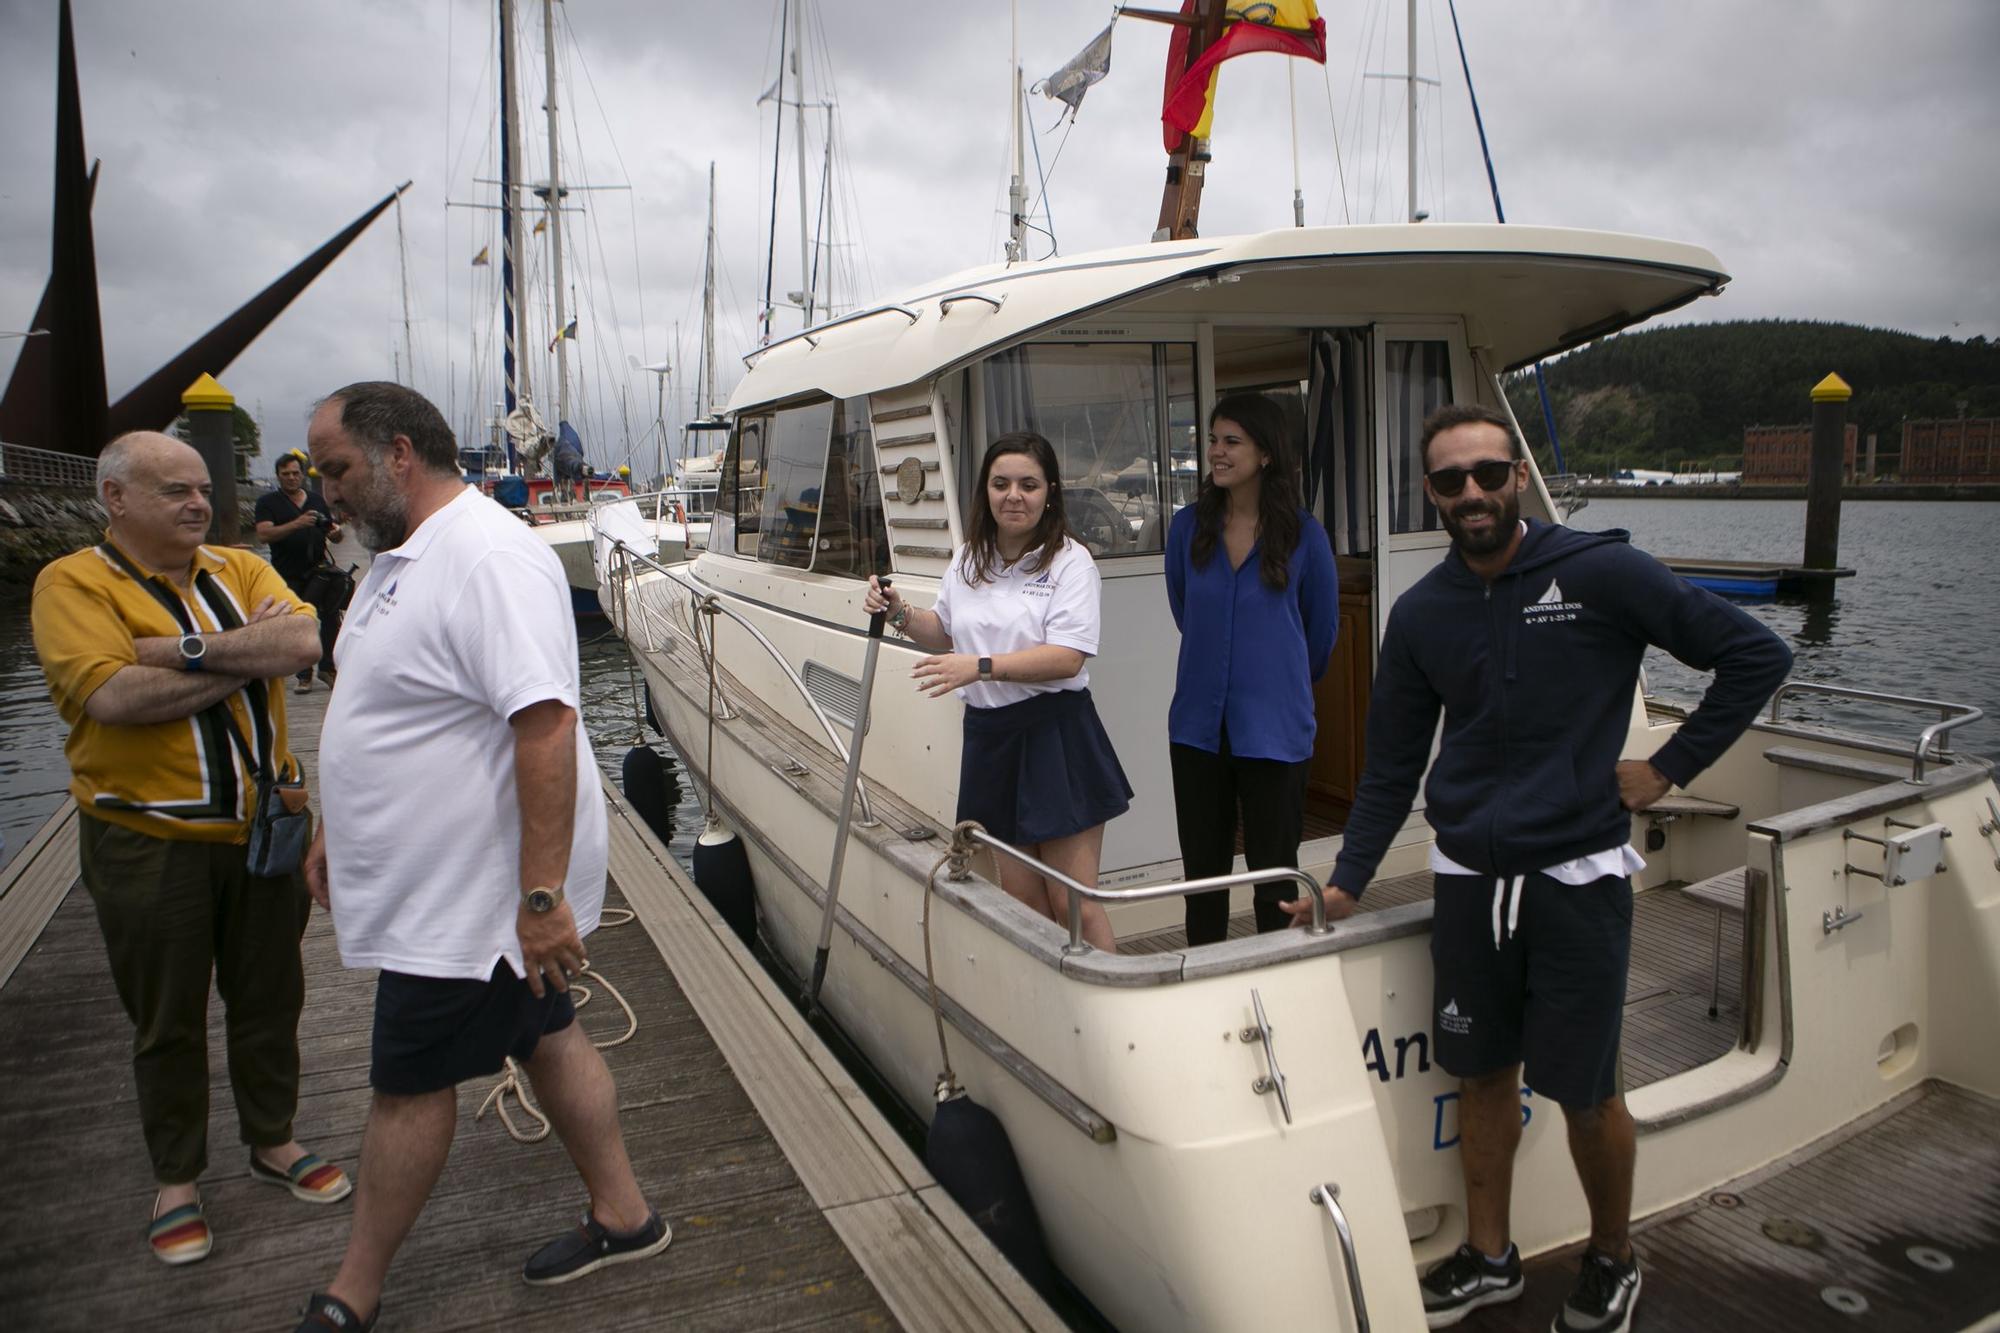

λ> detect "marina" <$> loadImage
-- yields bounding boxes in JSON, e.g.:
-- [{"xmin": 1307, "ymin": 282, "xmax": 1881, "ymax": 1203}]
[{"xmin": 0, "ymin": 687, "xmax": 1062, "ymax": 1332}]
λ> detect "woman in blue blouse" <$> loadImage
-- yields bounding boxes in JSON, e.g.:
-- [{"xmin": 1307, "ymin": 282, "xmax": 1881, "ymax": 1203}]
[{"xmin": 1166, "ymin": 393, "xmax": 1339, "ymax": 946}]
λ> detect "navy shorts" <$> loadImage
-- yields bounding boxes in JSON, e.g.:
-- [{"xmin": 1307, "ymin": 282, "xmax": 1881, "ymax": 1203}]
[
  {"xmin": 370, "ymin": 960, "xmax": 576, "ymax": 1095},
  {"xmin": 958, "ymin": 688, "xmax": 1132, "ymax": 846},
  {"xmin": 1429, "ymin": 870, "xmax": 1632, "ymax": 1109}
]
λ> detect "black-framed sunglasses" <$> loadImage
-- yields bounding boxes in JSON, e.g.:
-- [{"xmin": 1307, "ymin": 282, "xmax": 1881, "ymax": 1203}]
[{"xmin": 1426, "ymin": 458, "xmax": 1518, "ymax": 497}]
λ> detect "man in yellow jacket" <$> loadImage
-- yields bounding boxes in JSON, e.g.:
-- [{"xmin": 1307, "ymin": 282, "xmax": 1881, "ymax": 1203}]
[{"xmin": 32, "ymin": 431, "xmax": 351, "ymax": 1266}]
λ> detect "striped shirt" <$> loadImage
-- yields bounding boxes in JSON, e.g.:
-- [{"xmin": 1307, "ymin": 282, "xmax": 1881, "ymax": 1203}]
[{"xmin": 32, "ymin": 536, "xmax": 312, "ymax": 842}]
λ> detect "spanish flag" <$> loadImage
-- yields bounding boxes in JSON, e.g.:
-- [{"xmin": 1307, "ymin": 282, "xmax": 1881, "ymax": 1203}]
[
  {"xmin": 548, "ymin": 317, "xmax": 577, "ymax": 351},
  {"xmin": 1162, "ymin": 0, "xmax": 1327, "ymax": 150},
  {"xmin": 471, "ymin": 244, "xmax": 490, "ymax": 266}
]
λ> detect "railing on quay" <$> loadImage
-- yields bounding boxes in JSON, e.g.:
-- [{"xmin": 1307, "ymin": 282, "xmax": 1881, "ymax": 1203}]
[{"xmin": 0, "ymin": 440, "xmax": 98, "ymax": 491}]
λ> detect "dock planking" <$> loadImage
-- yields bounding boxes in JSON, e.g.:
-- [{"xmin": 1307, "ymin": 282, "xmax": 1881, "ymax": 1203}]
[{"xmin": 0, "ymin": 684, "xmax": 1060, "ymax": 1332}]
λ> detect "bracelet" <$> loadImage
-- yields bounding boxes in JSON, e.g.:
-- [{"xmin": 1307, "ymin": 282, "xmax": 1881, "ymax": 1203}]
[{"xmin": 889, "ymin": 603, "xmax": 912, "ymax": 632}]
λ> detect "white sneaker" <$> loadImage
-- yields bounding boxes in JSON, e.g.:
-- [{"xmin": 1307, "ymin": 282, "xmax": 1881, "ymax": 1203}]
[{"xmin": 294, "ymin": 668, "xmax": 315, "ymax": 693}]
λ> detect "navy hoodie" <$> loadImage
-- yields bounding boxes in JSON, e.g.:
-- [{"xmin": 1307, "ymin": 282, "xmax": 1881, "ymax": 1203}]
[{"xmin": 1331, "ymin": 520, "xmax": 1792, "ymax": 896}]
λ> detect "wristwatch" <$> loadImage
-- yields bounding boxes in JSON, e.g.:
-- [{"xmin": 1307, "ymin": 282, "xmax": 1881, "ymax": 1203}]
[
  {"xmin": 523, "ymin": 885, "xmax": 565, "ymax": 913},
  {"xmin": 977, "ymin": 655, "xmax": 995, "ymax": 683},
  {"xmin": 177, "ymin": 633, "xmax": 206, "ymax": 672}
]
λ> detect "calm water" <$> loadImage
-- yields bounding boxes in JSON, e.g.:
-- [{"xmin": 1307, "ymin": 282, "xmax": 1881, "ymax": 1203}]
[{"xmin": 5, "ymin": 497, "xmax": 1996, "ymax": 872}]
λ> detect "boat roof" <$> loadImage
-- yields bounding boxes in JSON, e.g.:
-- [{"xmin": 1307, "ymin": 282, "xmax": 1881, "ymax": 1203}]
[{"xmin": 729, "ymin": 223, "xmax": 1727, "ymax": 412}]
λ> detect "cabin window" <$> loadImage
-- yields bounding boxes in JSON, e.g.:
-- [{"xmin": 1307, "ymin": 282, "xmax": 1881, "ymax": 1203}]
[
  {"xmin": 754, "ymin": 400, "xmax": 837, "ymax": 569},
  {"xmin": 1385, "ymin": 339, "xmax": 1452, "ymax": 534},
  {"xmin": 973, "ymin": 342, "xmax": 1194, "ymax": 558},
  {"xmin": 814, "ymin": 398, "xmax": 891, "ymax": 580},
  {"xmin": 720, "ymin": 413, "xmax": 769, "ymax": 556}
]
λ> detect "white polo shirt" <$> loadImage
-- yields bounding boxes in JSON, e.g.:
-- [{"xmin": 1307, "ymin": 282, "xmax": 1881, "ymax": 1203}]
[
  {"xmin": 321, "ymin": 487, "xmax": 607, "ymax": 980},
  {"xmin": 932, "ymin": 538, "xmax": 1099, "ymax": 710}
]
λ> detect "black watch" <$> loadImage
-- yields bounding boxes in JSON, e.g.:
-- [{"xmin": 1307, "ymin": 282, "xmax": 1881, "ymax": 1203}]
[
  {"xmin": 977, "ymin": 655, "xmax": 994, "ymax": 683},
  {"xmin": 177, "ymin": 633, "xmax": 206, "ymax": 672}
]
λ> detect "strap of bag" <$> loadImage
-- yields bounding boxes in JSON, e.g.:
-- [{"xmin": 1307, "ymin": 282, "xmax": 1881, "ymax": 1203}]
[{"xmin": 98, "ymin": 543, "xmax": 279, "ymax": 783}]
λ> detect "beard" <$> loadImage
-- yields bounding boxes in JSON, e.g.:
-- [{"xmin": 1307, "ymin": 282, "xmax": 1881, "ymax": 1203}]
[
  {"xmin": 341, "ymin": 467, "xmax": 411, "ymax": 554},
  {"xmin": 1439, "ymin": 486, "xmax": 1521, "ymax": 557}
]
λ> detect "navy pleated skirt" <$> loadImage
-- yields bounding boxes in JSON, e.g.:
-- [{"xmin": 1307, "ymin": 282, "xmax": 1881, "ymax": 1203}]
[{"xmin": 957, "ymin": 688, "xmax": 1133, "ymax": 846}]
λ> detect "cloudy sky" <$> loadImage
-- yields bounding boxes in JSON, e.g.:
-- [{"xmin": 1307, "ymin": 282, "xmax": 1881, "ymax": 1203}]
[{"xmin": 2, "ymin": 0, "xmax": 1994, "ymax": 473}]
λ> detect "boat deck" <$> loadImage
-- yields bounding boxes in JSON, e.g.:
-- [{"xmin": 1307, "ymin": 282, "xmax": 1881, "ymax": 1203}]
[
  {"xmin": 1478, "ymin": 1080, "xmax": 2000, "ymax": 1332},
  {"xmin": 0, "ymin": 687, "xmax": 1060, "ymax": 1332},
  {"xmin": 1121, "ymin": 870, "xmax": 1743, "ymax": 1093}
]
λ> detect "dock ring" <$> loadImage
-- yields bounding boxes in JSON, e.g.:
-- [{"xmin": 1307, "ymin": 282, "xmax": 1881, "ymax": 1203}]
[{"xmin": 1905, "ymin": 1245, "xmax": 1954, "ymax": 1273}]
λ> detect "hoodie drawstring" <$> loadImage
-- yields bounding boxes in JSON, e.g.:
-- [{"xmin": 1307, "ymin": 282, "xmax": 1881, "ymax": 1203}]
[{"xmin": 1490, "ymin": 874, "xmax": 1527, "ymax": 949}]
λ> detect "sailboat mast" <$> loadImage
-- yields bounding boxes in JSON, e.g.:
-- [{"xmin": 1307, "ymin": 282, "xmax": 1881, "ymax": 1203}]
[
  {"xmin": 1407, "ymin": 0, "xmax": 1418, "ymax": 223},
  {"xmin": 500, "ymin": 0, "xmax": 531, "ymax": 416},
  {"xmin": 1006, "ymin": 0, "xmax": 1027, "ymax": 262},
  {"xmin": 543, "ymin": 0, "xmax": 569, "ymax": 426},
  {"xmin": 792, "ymin": 0, "xmax": 812, "ymax": 327},
  {"xmin": 760, "ymin": 0, "xmax": 786, "ymax": 345},
  {"xmin": 702, "ymin": 162, "xmax": 717, "ymax": 419}
]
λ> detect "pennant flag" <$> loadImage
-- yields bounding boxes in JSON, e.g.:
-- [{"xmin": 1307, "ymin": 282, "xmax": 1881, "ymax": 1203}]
[
  {"xmin": 1038, "ymin": 23, "xmax": 1114, "ymax": 118},
  {"xmin": 533, "ymin": 215, "xmax": 548, "ymax": 236},
  {"xmin": 1163, "ymin": 0, "xmax": 1327, "ymax": 150},
  {"xmin": 548, "ymin": 317, "xmax": 577, "ymax": 352},
  {"xmin": 471, "ymin": 244, "xmax": 490, "ymax": 266}
]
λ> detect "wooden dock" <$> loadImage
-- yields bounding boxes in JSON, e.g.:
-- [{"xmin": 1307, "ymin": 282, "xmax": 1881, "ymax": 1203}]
[{"xmin": 0, "ymin": 685, "xmax": 1063, "ymax": 1332}]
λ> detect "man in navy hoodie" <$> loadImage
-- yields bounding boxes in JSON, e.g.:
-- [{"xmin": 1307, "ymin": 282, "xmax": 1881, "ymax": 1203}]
[{"xmin": 1286, "ymin": 404, "xmax": 1791, "ymax": 1332}]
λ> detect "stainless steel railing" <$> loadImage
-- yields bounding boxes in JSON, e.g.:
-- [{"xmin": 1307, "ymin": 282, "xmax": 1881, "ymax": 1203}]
[
  {"xmin": 1766, "ymin": 681, "xmax": 1985, "ymax": 784},
  {"xmin": 957, "ymin": 825, "xmax": 1330, "ymax": 950},
  {"xmin": 603, "ymin": 542, "xmax": 876, "ymax": 825}
]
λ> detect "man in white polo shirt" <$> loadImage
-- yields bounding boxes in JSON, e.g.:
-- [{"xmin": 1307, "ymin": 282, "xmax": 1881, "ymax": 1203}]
[{"xmin": 290, "ymin": 383, "xmax": 669, "ymax": 1333}]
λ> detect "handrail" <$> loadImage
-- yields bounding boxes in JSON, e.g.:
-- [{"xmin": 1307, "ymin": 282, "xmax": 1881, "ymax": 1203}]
[
  {"xmin": 938, "ymin": 291, "xmax": 1004, "ymax": 314},
  {"xmin": 960, "ymin": 825, "xmax": 1328, "ymax": 950},
  {"xmin": 605, "ymin": 544, "xmax": 876, "ymax": 824},
  {"xmin": 741, "ymin": 302, "xmax": 923, "ymax": 366},
  {"xmin": 1765, "ymin": 681, "xmax": 1984, "ymax": 784},
  {"xmin": 1308, "ymin": 1183, "xmax": 1371, "ymax": 1333}
]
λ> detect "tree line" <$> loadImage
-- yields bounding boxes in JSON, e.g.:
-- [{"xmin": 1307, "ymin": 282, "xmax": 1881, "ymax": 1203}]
[{"xmin": 1502, "ymin": 320, "xmax": 2000, "ymax": 477}]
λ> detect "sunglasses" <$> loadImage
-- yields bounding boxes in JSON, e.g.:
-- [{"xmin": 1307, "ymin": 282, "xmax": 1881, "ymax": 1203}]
[{"xmin": 1425, "ymin": 458, "xmax": 1518, "ymax": 497}]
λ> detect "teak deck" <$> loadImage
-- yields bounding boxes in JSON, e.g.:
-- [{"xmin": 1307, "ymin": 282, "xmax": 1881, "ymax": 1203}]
[{"xmin": 0, "ymin": 685, "xmax": 1059, "ymax": 1333}]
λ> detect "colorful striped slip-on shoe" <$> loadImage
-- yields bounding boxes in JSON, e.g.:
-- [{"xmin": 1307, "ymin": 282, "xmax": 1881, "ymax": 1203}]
[
  {"xmin": 250, "ymin": 1151, "xmax": 353, "ymax": 1204},
  {"xmin": 148, "ymin": 1194, "xmax": 212, "ymax": 1266}
]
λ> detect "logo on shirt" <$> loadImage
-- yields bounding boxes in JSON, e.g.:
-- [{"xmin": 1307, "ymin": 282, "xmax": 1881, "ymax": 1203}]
[
  {"xmin": 1439, "ymin": 998, "xmax": 1472, "ymax": 1035},
  {"xmin": 1022, "ymin": 568, "xmax": 1055, "ymax": 598},
  {"xmin": 369, "ymin": 579, "xmax": 400, "ymax": 619},
  {"xmin": 1523, "ymin": 577, "xmax": 1581, "ymax": 626}
]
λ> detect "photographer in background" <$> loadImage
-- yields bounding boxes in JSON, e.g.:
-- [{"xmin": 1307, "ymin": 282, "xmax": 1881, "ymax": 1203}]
[{"xmin": 255, "ymin": 451, "xmax": 344, "ymax": 692}]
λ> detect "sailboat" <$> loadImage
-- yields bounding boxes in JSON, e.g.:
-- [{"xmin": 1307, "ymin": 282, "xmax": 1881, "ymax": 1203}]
[{"xmin": 597, "ymin": 5, "xmax": 2000, "ymax": 1329}]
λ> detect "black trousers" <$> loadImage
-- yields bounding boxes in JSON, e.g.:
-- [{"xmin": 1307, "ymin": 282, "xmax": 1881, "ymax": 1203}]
[{"xmin": 1171, "ymin": 737, "xmax": 1313, "ymax": 946}]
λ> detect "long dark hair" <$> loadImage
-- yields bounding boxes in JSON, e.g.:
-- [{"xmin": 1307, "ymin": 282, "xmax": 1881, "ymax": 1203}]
[
  {"xmin": 963, "ymin": 432, "xmax": 1072, "ymax": 585},
  {"xmin": 1189, "ymin": 393, "xmax": 1302, "ymax": 590}
]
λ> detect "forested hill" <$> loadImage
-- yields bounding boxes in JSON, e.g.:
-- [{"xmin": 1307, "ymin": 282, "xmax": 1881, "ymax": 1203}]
[{"xmin": 1500, "ymin": 320, "xmax": 2000, "ymax": 476}]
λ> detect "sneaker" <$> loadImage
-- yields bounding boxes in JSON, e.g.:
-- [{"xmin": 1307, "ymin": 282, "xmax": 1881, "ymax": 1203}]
[
  {"xmin": 294, "ymin": 668, "xmax": 315, "ymax": 693},
  {"xmin": 1552, "ymin": 1248, "xmax": 1642, "ymax": 1333},
  {"xmin": 1420, "ymin": 1242, "xmax": 1523, "ymax": 1327},
  {"xmin": 294, "ymin": 1292, "xmax": 377, "ymax": 1331},
  {"xmin": 522, "ymin": 1209, "xmax": 672, "ymax": 1286}
]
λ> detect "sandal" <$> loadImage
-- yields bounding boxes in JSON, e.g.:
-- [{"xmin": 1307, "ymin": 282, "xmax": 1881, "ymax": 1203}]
[
  {"xmin": 294, "ymin": 1292, "xmax": 377, "ymax": 1332},
  {"xmin": 251, "ymin": 1151, "xmax": 353, "ymax": 1204},
  {"xmin": 148, "ymin": 1192, "xmax": 212, "ymax": 1266}
]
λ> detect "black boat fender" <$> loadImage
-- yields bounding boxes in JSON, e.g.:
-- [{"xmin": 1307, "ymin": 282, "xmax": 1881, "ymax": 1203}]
[
  {"xmin": 620, "ymin": 744, "xmax": 678, "ymax": 846},
  {"xmin": 691, "ymin": 823, "xmax": 757, "ymax": 945},
  {"xmin": 925, "ymin": 1088, "xmax": 1058, "ymax": 1295}
]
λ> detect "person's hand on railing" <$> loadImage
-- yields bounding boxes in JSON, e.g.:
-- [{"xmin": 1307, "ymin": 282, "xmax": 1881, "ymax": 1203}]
[{"xmin": 1282, "ymin": 885, "xmax": 1358, "ymax": 925}]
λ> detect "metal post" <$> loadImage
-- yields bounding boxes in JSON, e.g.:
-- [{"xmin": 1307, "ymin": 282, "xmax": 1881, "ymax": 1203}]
[
  {"xmin": 1803, "ymin": 371, "xmax": 1852, "ymax": 572},
  {"xmin": 807, "ymin": 578, "xmax": 891, "ymax": 1012},
  {"xmin": 181, "ymin": 373, "xmax": 238, "ymax": 545}
]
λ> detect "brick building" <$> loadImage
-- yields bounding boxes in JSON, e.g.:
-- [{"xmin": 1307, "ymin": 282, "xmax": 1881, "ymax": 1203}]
[
  {"xmin": 1742, "ymin": 422, "xmax": 1858, "ymax": 484},
  {"xmin": 1900, "ymin": 418, "xmax": 1999, "ymax": 484}
]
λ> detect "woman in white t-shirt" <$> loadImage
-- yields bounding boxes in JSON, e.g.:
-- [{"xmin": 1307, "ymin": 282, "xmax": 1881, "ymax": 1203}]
[{"xmin": 864, "ymin": 433, "xmax": 1131, "ymax": 953}]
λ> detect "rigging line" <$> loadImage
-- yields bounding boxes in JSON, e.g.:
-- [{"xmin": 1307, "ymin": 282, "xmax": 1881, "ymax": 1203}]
[
  {"xmin": 557, "ymin": 4, "xmax": 650, "ymax": 367},
  {"xmin": 1320, "ymin": 56, "xmax": 1352, "ymax": 224},
  {"xmin": 1026, "ymin": 98, "xmax": 1069, "ymax": 257}
]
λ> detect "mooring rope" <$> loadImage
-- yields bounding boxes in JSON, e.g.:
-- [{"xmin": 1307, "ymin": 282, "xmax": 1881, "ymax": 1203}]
[
  {"xmin": 476, "ymin": 907, "xmax": 640, "ymax": 1144},
  {"xmin": 921, "ymin": 821, "xmax": 983, "ymax": 1091}
]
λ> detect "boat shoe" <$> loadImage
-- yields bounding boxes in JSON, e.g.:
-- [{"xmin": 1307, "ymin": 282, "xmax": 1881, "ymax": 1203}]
[
  {"xmin": 250, "ymin": 1151, "xmax": 353, "ymax": 1204},
  {"xmin": 148, "ymin": 1192, "xmax": 212, "ymax": 1266},
  {"xmin": 522, "ymin": 1209, "xmax": 673, "ymax": 1285}
]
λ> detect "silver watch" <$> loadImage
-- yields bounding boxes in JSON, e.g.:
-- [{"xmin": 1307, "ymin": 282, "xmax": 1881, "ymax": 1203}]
[
  {"xmin": 177, "ymin": 633, "xmax": 206, "ymax": 672},
  {"xmin": 523, "ymin": 885, "xmax": 564, "ymax": 913}
]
